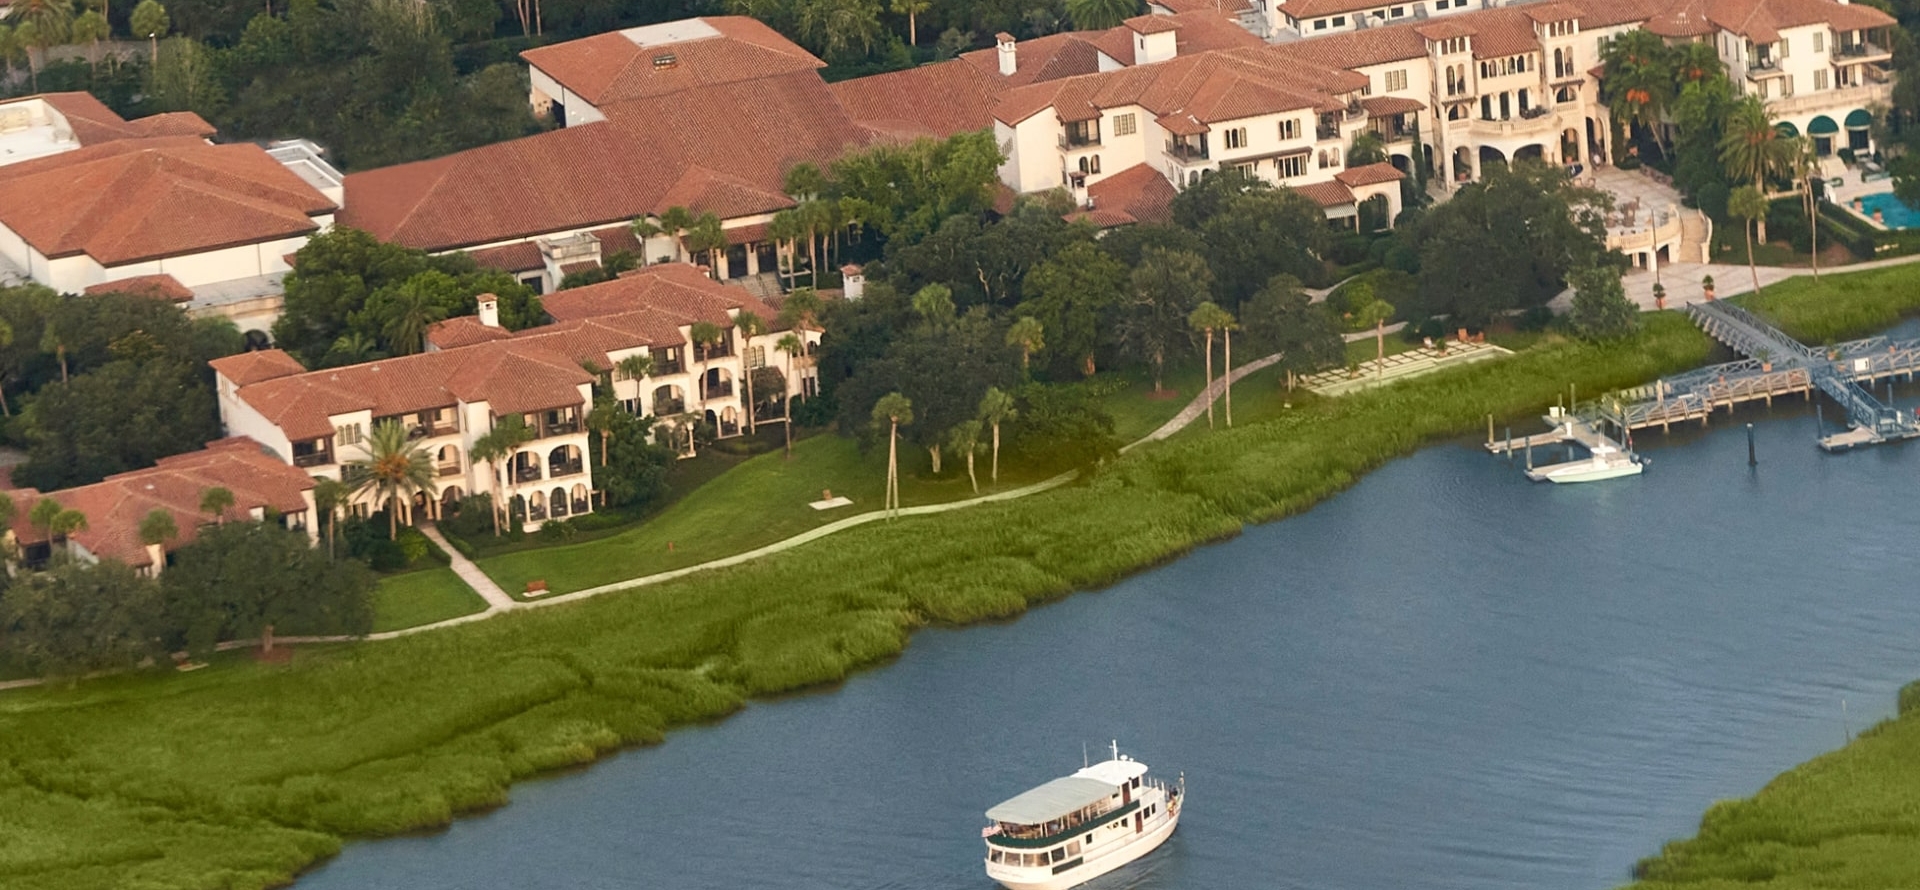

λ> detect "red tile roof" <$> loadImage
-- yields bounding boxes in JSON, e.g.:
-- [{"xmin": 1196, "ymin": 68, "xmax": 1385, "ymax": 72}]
[
  {"xmin": 1360, "ymin": 96, "xmax": 1426, "ymax": 116},
  {"xmin": 426, "ymin": 316, "xmax": 515, "ymax": 350},
  {"xmin": 830, "ymin": 59, "xmax": 1007, "ymax": 138},
  {"xmin": 1293, "ymin": 180, "xmax": 1356, "ymax": 207},
  {"xmin": 541, "ymin": 263, "xmax": 775, "ymax": 326},
  {"xmin": 1074, "ymin": 163, "xmax": 1177, "ymax": 226},
  {"xmin": 466, "ymin": 241, "xmax": 545, "ymax": 273},
  {"xmin": 14, "ymin": 92, "xmax": 216, "ymax": 145},
  {"xmin": 83, "ymin": 273, "xmax": 193, "ymax": 302},
  {"xmin": 11, "ymin": 437, "xmax": 315, "ymax": 567},
  {"xmin": 210, "ymin": 349, "xmax": 309, "ymax": 386},
  {"xmin": 1334, "ymin": 161, "xmax": 1406, "ymax": 186},
  {"xmin": 1126, "ymin": 13, "xmax": 1182, "ymax": 33},
  {"xmin": 522, "ymin": 16, "xmax": 823, "ymax": 107},
  {"xmin": 992, "ymin": 45, "xmax": 1365, "ymax": 126},
  {"xmin": 233, "ymin": 342, "xmax": 594, "ymax": 440},
  {"xmin": 0, "ymin": 137, "xmax": 333, "ymax": 266},
  {"xmin": 342, "ymin": 71, "xmax": 862, "ymax": 252}
]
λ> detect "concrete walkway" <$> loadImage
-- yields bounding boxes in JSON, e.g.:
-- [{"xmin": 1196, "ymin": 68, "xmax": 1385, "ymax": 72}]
[
  {"xmin": 1122, "ymin": 351, "xmax": 1287, "ymax": 452},
  {"xmin": 416, "ymin": 524, "xmax": 514, "ymax": 610}
]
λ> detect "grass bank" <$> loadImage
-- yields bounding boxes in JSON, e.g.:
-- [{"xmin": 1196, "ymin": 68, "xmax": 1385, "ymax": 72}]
[
  {"xmin": 0, "ymin": 312, "xmax": 1713, "ymax": 890},
  {"xmin": 1736, "ymin": 261, "xmax": 1920, "ymax": 344},
  {"xmin": 371, "ymin": 569, "xmax": 489, "ymax": 633}
]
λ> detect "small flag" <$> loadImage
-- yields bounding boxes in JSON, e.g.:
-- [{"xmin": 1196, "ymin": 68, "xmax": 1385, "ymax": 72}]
[{"xmin": 981, "ymin": 824, "xmax": 1002, "ymax": 838}]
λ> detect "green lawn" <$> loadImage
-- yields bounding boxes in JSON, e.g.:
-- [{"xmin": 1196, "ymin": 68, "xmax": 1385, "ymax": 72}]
[
  {"xmin": 1737, "ymin": 261, "xmax": 1920, "ymax": 345},
  {"xmin": 476, "ymin": 432, "xmax": 1054, "ymax": 597},
  {"xmin": 1099, "ymin": 360, "xmax": 1212, "ymax": 443},
  {"xmin": 371, "ymin": 569, "xmax": 489, "ymax": 633}
]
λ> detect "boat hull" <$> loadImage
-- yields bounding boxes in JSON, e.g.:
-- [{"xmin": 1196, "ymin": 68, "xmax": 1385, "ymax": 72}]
[
  {"xmin": 987, "ymin": 810, "xmax": 1179, "ymax": 890},
  {"xmin": 1542, "ymin": 462, "xmax": 1643, "ymax": 483}
]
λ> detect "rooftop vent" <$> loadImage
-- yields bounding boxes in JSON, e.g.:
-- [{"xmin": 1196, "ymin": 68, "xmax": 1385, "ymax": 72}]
[{"xmin": 653, "ymin": 53, "xmax": 678, "ymax": 69}]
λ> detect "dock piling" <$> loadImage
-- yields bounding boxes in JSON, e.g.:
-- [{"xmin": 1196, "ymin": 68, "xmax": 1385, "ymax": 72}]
[
  {"xmin": 1505, "ymin": 426, "xmax": 1512, "ymax": 462},
  {"xmin": 1747, "ymin": 423, "xmax": 1756, "ymax": 467}
]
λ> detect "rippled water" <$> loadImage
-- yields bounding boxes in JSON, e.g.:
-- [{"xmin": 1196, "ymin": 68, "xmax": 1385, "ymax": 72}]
[{"xmin": 298, "ymin": 394, "xmax": 1920, "ymax": 890}]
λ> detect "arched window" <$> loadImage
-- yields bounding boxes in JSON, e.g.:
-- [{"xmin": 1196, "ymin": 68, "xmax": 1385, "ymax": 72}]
[
  {"xmin": 550, "ymin": 487, "xmax": 569, "ymax": 517},
  {"xmin": 570, "ymin": 483, "xmax": 590, "ymax": 515},
  {"xmin": 527, "ymin": 490, "xmax": 547, "ymax": 521}
]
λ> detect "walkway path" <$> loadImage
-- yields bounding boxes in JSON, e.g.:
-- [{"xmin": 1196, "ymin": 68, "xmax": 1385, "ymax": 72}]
[{"xmin": 416, "ymin": 524, "xmax": 514, "ymax": 610}]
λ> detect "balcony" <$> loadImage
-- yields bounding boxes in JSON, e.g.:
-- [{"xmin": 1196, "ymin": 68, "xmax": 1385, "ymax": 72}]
[
  {"xmin": 1836, "ymin": 41, "xmax": 1891, "ymax": 62},
  {"xmin": 544, "ymin": 419, "xmax": 581, "ymax": 436},
  {"xmin": 548, "ymin": 459, "xmax": 584, "ymax": 478},
  {"xmin": 437, "ymin": 463, "xmax": 462, "ymax": 477},
  {"xmin": 1746, "ymin": 58, "xmax": 1784, "ymax": 81},
  {"xmin": 654, "ymin": 397, "xmax": 686, "ymax": 415},
  {"xmin": 292, "ymin": 450, "xmax": 334, "ymax": 468},
  {"xmin": 1058, "ymin": 134, "xmax": 1102, "ymax": 150},
  {"xmin": 1316, "ymin": 124, "xmax": 1340, "ymax": 140},
  {"xmin": 700, "ymin": 381, "xmax": 733, "ymax": 400},
  {"xmin": 1766, "ymin": 80, "xmax": 1892, "ymax": 116},
  {"xmin": 655, "ymin": 359, "xmax": 685, "ymax": 375},
  {"xmin": 1470, "ymin": 111, "xmax": 1559, "ymax": 139},
  {"xmin": 514, "ymin": 465, "xmax": 543, "ymax": 484},
  {"xmin": 1164, "ymin": 143, "xmax": 1209, "ymax": 163}
]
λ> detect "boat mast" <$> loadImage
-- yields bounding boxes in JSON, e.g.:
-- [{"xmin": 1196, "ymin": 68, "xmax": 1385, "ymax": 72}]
[{"xmin": 1110, "ymin": 739, "xmax": 1119, "ymax": 761}]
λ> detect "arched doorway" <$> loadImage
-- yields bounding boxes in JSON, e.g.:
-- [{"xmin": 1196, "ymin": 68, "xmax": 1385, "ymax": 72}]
[
  {"xmin": 549, "ymin": 486, "xmax": 569, "ymax": 518},
  {"xmin": 1846, "ymin": 108, "xmax": 1873, "ymax": 152},
  {"xmin": 1453, "ymin": 146, "xmax": 1473, "ymax": 183},
  {"xmin": 1514, "ymin": 144, "xmax": 1544, "ymax": 163},
  {"xmin": 1478, "ymin": 145, "xmax": 1507, "ymax": 175},
  {"xmin": 441, "ymin": 486, "xmax": 465, "ymax": 513},
  {"xmin": 700, "ymin": 367, "xmax": 733, "ymax": 401},
  {"xmin": 527, "ymin": 490, "xmax": 548, "ymax": 522},
  {"xmin": 570, "ymin": 484, "xmax": 590, "ymax": 516},
  {"xmin": 1809, "ymin": 116, "xmax": 1838, "ymax": 156},
  {"xmin": 1560, "ymin": 128, "xmax": 1581, "ymax": 167},
  {"xmin": 548, "ymin": 444, "xmax": 582, "ymax": 478},
  {"xmin": 651, "ymin": 384, "xmax": 685, "ymax": 415}
]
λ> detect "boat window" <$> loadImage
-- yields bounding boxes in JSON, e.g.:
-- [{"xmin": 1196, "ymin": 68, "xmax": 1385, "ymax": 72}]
[
  {"xmin": 989, "ymin": 850, "xmax": 1002, "ymax": 864},
  {"xmin": 1067, "ymin": 841, "xmax": 1081, "ymax": 856},
  {"xmin": 1051, "ymin": 848, "xmax": 1067, "ymax": 863},
  {"xmin": 1085, "ymin": 833, "xmax": 1094, "ymax": 845},
  {"xmin": 1131, "ymin": 777, "xmax": 1141, "ymax": 789}
]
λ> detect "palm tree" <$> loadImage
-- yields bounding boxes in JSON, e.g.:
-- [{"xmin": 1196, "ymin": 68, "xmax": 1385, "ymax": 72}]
[
  {"xmin": 1794, "ymin": 136, "xmax": 1821, "ymax": 281},
  {"xmin": 767, "ymin": 210, "xmax": 804, "ymax": 288},
  {"xmin": 49, "ymin": 508, "xmax": 87, "ymax": 557},
  {"xmin": 892, "ymin": 0, "xmax": 928, "ymax": 43},
  {"xmin": 344, "ymin": 419, "xmax": 438, "ymax": 539},
  {"xmin": 0, "ymin": 25, "xmax": 23, "ymax": 82},
  {"xmin": 798, "ymin": 0, "xmax": 883, "ymax": 59},
  {"xmin": 778, "ymin": 288, "xmax": 824, "ymax": 338},
  {"xmin": 27, "ymin": 497, "xmax": 59, "ymax": 543},
  {"xmin": 9, "ymin": 0, "xmax": 72, "ymax": 88},
  {"xmin": 382, "ymin": 285, "xmax": 449, "ymax": 355},
  {"xmin": 1007, "ymin": 316, "xmax": 1044, "ymax": 374},
  {"xmin": 325, "ymin": 331, "xmax": 380, "ymax": 366},
  {"xmin": 199, "ymin": 486, "xmax": 234, "ymax": 525},
  {"xmin": 658, "ymin": 206, "xmax": 695, "ymax": 263},
  {"xmin": 1729, "ymin": 185, "xmax": 1768, "ymax": 295},
  {"xmin": 1221, "ymin": 308, "xmax": 1238, "ymax": 427},
  {"xmin": 1064, "ymin": 0, "xmax": 1137, "ymax": 30},
  {"xmin": 630, "ymin": 217, "xmax": 664, "ymax": 264},
  {"xmin": 616, "ymin": 353, "xmax": 654, "ymax": 391},
  {"xmin": 978, "ymin": 386, "xmax": 1015, "ymax": 485},
  {"xmin": 138, "ymin": 508, "xmax": 177, "ymax": 571},
  {"xmin": 470, "ymin": 415, "xmax": 534, "ymax": 536},
  {"xmin": 872, "ymin": 392, "xmax": 912, "ymax": 517},
  {"xmin": 587, "ymin": 396, "xmax": 621, "ymax": 466},
  {"xmin": 0, "ymin": 316, "xmax": 14, "ymax": 417},
  {"xmin": 71, "ymin": 8, "xmax": 107, "ymax": 74},
  {"xmin": 130, "ymin": 0, "xmax": 166, "ymax": 65},
  {"xmin": 40, "ymin": 320, "xmax": 66, "ymax": 382},
  {"xmin": 311, "ymin": 476, "xmax": 347, "ymax": 558},
  {"xmin": 912, "ymin": 283, "xmax": 955, "ymax": 329},
  {"xmin": 1719, "ymin": 96, "xmax": 1795, "ymax": 207},
  {"xmin": 735, "ymin": 310, "xmax": 767, "ymax": 435},
  {"xmin": 686, "ymin": 213, "xmax": 728, "ymax": 274},
  {"xmin": 948, "ymin": 420, "xmax": 983, "ymax": 494},
  {"xmin": 690, "ymin": 320, "xmax": 725, "ymax": 365},
  {"xmin": 1188, "ymin": 302, "xmax": 1234, "ymax": 430},
  {"xmin": 775, "ymin": 332, "xmax": 804, "ymax": 458}
]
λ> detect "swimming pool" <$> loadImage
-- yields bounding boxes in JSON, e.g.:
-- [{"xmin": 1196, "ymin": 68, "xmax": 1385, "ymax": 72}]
[{"xmin": 1856, "ymin": 192, "xmax": 1920, "ymax": 229}]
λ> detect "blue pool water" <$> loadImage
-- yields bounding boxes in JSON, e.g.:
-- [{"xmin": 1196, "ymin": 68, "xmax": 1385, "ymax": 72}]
[{"xmin": 1856, "ymin": 192, "xmax": 1920, "ymax": 229}]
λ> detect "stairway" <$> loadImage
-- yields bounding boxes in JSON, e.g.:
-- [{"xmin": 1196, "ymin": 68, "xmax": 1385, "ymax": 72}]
[
  {"xmin": 732, "ymin": 272, "xmax": 784, "ymax": 303},
  {"xmin": 1678, "ymin": 208, "xmax": 1711, "ymax": 264}
]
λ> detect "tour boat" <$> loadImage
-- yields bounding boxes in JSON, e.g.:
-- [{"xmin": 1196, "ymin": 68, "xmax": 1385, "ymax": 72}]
[{"xmin": 982, "ymin": 744, "xmax": 1182, "ymax": 890}]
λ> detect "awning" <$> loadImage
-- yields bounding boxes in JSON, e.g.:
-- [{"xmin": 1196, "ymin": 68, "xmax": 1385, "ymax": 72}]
[
  {"xmin": 987, "ymin": 777, "xmax": 1115, "ymax": 824},
  {"xmin": 1774, "ymin": 121, "xmax": 1799, "ymax": 137},
  {"xmin": 1846, "ymin": 108, "xmax": 1873, "ymax": 129},
  {"xmin": 1809, "ymin": 115, "xmax": 1839, "ymax": 135}
]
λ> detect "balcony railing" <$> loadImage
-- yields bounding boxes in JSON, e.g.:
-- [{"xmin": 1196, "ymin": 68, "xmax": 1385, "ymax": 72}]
[
  {"xmin": 654, "ymin": 398, "xmax": 686, "ymax": 415},
  {"xmin": 1316, "ymin": 124, "xmax": 1340, "ymax": 140},
  {"xmin": 1165, "ymin": 143, "xmax": 1208, "ymax": 163},
  {"xmin": 1836, "ymin": 42, "xmax": 1889, "ymax": 59},
  {"xmin": 655, "ymin": 359, "xmax": 685, "ymax": 375},
  {"xmin": 438, "ymin": 464, "xmax": 462, "ymax": 477},
  {"xmin": 1519, "ymin": 105, "xmax": 1551, "ymax": 119},
  {"xmin": 1058, "ymin": 133, "xmax": 1101, "ymax": 149},
  {"xmin": 548, "ymin": 460, "xmax": 584, "ymax": 478},
  {"xmin": 293, "ymin": 451, "xmax": 334, "ymax": 468},
  {"xmin": 701, "ymin": 381, "xmax": 734, "ymax": 399},
  {"xmin": 514, "ymin": 466, "xmax": 542, "ymax": 484},
  {"xmin": 544, "ymin": 419, "xmax": 581, "ymax": 436}
]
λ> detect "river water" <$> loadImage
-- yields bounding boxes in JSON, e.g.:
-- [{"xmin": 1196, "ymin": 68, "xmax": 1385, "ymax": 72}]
[{"xmin": 298, "ymin": 394, "xmax": 1920, "ymax": 890}]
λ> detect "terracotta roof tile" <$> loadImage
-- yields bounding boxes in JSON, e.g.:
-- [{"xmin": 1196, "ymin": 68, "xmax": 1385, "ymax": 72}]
[
  {"xmin": 0, "ymin": 137, "xmax": 332, "ymax": 265},
  {"xmin": 83, "ymin": 273, "xmax": 193, "ymax": 301},
  {"xmin": 1334, "ymin": 161, "xmax": 1405, "ymax": 186},
  {"xmin": 1076, "ymin": 163, "xmax": 1177, "ymax": 226},
  {"xmin": 830, "ymin": 60, "xmax": 1006, "ymax": 138},
  {"xmin": 1360, "ymin": 96, "xmax": 1425, "ymax": 116},
  {"xmin": 1292, "ymin": 180, "xmax": 1356, "ymax": 207},
  {"xmin": 522, "ymin": 17, "xmax": 823, "ymax": 107},
  {"xmin": 1126, "ymin": 14, "xmax": 1182, "ymax": 33},
  {"xmin": 209, "ymin": 349, "xmax": 308, "ymax": 386},
  {"xmin": 466, "ymin": 241, "xmax": 545, "ymax": 273},
  {"xmin": 11, "ymin": 437, "xmax": 315, "ymax": 567},
  {"xmin": 427, "ymin": 316, "xmax": 515, "ymax": 350}
]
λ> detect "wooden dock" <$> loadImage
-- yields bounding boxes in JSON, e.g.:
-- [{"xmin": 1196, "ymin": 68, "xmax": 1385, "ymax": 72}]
[{"xmin": 1486, "ymin": 410, "xmax": 1642, "ymax": 481}]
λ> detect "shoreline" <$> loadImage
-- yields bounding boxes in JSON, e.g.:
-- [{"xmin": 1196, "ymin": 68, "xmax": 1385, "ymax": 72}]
[{"xmin": 11, "ymin": 261, "xmax": 1920, "ymax": 890}]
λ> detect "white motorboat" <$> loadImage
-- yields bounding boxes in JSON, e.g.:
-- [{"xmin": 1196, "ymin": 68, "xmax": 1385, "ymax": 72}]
[
  {"xmin": 982, "ymin": 744, "xmax": 1181, "ymax": 890},
  {"xmin": 1524, "ymin": 442, "xmax": 1644, "ymax": 484}
]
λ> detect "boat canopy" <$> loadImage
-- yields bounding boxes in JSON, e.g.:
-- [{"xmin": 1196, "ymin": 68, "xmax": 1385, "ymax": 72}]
[
  {"xmin": 986, "ymin": 777, "xmax": 1116, "ymax": 825},
  {"xmin": 1073, "ymin": 759, "xmax": 1149, "ymax": 786}
]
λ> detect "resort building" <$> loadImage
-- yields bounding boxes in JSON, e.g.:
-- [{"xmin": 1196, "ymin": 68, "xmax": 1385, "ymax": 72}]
[
  {"xmin": 0, "ymin": 93, "xmax": 345, "ymax": 345},
  {"xmin": 5, "ymin": 437, "xmax": 319, "ymax": 575},
  {"xmin": 208, "ymin": 265, "xmax": 816, "ymax": 530}
]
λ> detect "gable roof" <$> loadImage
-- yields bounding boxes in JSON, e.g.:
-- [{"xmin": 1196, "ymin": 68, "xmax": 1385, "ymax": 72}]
[
  {"xmin": 1334, "ymin": 161, "xmax": 1406, "ymax": 187},
  {"xmin": 540, "ymin": 263, "xmax": 776, "ymax": 326},
  {"xmin": 522, "ymin": 16, "xmax": 824, "ymax": 107},
  {"xmin": 18, "ymin": 92, "xmax": 217, "ymax": 145},
  {"xmin": 0, "ymin": 137, "xmax": 333, "ymax": 266},
  {"xmin": 210, "ymin": 349, "xmax": 310, "ymax": 387},
  {"xmin": 992, "ymin": 44, "xmax": 1366, "ymax": 126},
  {"xmin": 1072, "ymin": 163, "xmax": 1178, "ymax": 227}
]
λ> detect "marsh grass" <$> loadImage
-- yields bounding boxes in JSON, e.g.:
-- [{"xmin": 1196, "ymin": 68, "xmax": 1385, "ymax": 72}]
[
  {"xmin": 0, "ymin": 312, "xmax": 1720, "ymax": 890},
  {"xmin": 1737, "ymin": 263, "xmax": 1920, "ymax": 345}
]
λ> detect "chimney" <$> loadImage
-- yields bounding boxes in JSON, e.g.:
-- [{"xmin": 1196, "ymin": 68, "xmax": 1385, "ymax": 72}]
[
  {"xmin": 841, "ymin": 264, "xmax": 866, "ymax": 300},
  {"xmin": 477, "ymin": 293, "xmax": 500, "ymax": 328},
  {"xmin": 997, "ymin": 32, "xmax": 1017, "ymax": 76},
  {"xmin": 1130, "ymin": 21, "xmax": 1178, "ymax": 65}
]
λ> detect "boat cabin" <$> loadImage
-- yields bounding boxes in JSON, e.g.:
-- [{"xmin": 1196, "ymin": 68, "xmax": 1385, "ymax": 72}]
[{"xmin": 983, "ymin": 760, "xmax": 1156, "ymax": 869}]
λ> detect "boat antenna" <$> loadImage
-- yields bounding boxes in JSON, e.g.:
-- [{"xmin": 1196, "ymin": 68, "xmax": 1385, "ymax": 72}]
[
  {"xmin": 1083, "ymin": 741, "xmax": 1089, "ymax": 769},
  {"xmin": 1110, "ymin": 739, "xmax": 1119, "ymax": 761}
]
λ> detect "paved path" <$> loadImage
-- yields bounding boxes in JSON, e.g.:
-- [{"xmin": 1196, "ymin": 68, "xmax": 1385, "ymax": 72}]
[
  {"xmin": 1121, "ymin": 351, "xmax": 1287, "ymax": 452},
  {"xmin": 416, "ymin": 524, "xmax": 515, "ymax": 610}
]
